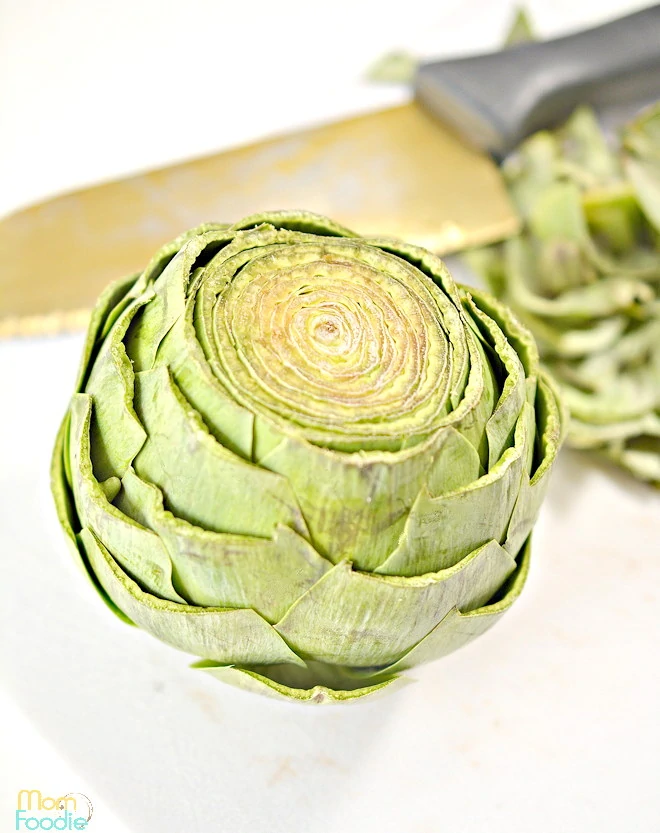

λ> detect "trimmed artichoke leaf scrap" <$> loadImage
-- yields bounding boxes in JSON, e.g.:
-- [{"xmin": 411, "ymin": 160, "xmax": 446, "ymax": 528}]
[
  {"xmin": 467, "ymin": 103, "xmax": 660, "ymax": 487},
  {"xmin": 52, "ymin": 210, "xmax": 564, "ymax": 703}
]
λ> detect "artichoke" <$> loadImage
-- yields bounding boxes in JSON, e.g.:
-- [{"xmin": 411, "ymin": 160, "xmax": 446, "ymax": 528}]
[
  {"xmin": 52, "ymin": 211, "xmax": 563, "ymax": 703},
  {"xmin": 468, "ymin": 104, "xmax": 660, "ymax": 486}
]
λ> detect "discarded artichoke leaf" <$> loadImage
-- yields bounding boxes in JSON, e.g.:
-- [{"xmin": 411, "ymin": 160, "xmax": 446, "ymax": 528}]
[{"xmin": 468, "ymin": 103, "xmax": 660, "ymax": 486}]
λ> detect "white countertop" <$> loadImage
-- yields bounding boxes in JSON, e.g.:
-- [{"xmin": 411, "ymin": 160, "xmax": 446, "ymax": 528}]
[{"xmin": 1, "ymin": 2, "xmax": 659, "ymax": 832}]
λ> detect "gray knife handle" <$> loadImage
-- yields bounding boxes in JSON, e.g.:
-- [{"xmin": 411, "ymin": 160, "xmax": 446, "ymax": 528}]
[{"xmin": 415, "ymin": 5, "xmax": 660, "ymax": 158}]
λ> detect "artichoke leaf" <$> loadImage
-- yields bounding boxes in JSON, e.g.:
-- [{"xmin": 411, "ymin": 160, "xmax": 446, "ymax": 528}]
[
  {"xmin": 80, "ymin": 528, "xmax": 306, "ymax": 667},
  {"xmin": 504, "ymin": 376, "xmax": 564, "ymax": 556},
  {"xmin": 274, "ymin": 539, "xmax": 516, "ymax": 667},
  {"xmin": 372, "ymin": 536, "xmax": 531, "ymax": 675},
  {"xmin": 83, "ymin": 292, "xmax": 152, "ymax": 481},
  {"xmin": 132, "ymin": 366, "xmax": 308, "ymax": 539},
  {"xmin": 74, "ymin": 272, "xmax": 138, "ymax": 392},
  {"xmin": 51, "ymin": 416, "xmax": 135, "ymax": 624},
  {"xmin": 68, "ymin": 394, "xmax": 185, "ymax": 603},
  {"xmin": 377, "ymin": 402, "xmax": 533, "ymax": 576},
  {"xmin": 115, "ymin": 468, "xmax": 332, "ymax": 623},
  {"xmin": 193, "ymin": 663, "xmax": 407, "ymax": 704}
]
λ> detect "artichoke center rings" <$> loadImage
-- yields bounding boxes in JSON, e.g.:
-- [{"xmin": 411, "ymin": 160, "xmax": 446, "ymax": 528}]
[{"xmin": 213, "ymin": 253, "xmax": 449, "ymax": 438}]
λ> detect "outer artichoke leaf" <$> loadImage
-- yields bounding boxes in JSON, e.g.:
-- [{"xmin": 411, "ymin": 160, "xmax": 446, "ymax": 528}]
[
  {"xmin": 274, "ymin": 539, "xmax": 516, "ymax": 667},
  {"xmin": 132, "ymin": 366, "xmax": 308, "ymax": 538},
  {"xmin": 68, "ymin": 394, "xmax": 185, "ymax": 603},
  {"xmin": 442, "ymin": 328, "xmax": 495, "ymax": 469},
  {"xmin": 465, "ymin": 285, "xmax": 539, "ymax": 381},
  {"xmin": 423, "ymin": 426, "xmax": 483, "ymax": 497},
  {"xmin": 126, "ymin": 221, "xmax": 230, "ymax": 302},
  {"xmin": 230, "ymin": 210, "xmax": 359, "ymax": 239},
  {"xmin": 462, "ymin": 294, "xmax": 526, "ymax": 468},
  {"xmin": 99, "ymin": 476, "xmax": 121, "ymax": 502},
  {"xmin": 84, "ymin": 293, "xmax": 152, "ymax": 481},
  {"xmin": 124, "ymin": 228, "xmax": 235, "ymax": 372},
  {"xmin": 74, "ymin": 273, "xmax": 138, "ymax": 392},
  {"xmin": 116, "ymin": 468, "xmax": 332, "ymax": 623},
  {"xmin": 375, "ymin": 535, "xmax": 531, "ymax": 675},
  {"xmin": 252, "ymin": 413, "xmax": 453, "ymax": 571},
  {"xmin": 80, "ymin": 528, "xmax": 306, "ymax": 667},
  {"xmin": 377, "ymin": 403, "xmax": 532, "ymax": 576},
  {"xmin": 504, "ymin": 376, "xmax": 563, "ymax": 556},
  {"xmin": 155, "ymin": 305, "xmax": 254, "ymax": 459},
  {"xmin": 51, "ymin": 417, "xmax": 135, "ymax": 625},
  {"xmin": 193, "ymin": 663, "xmax": 406, "ymax": 704}
]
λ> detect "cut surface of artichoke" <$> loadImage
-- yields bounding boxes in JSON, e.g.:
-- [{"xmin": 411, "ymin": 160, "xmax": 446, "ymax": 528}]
[{"xmin": 53, "ymin": 211, "xmax": 564, "ymax": 703}]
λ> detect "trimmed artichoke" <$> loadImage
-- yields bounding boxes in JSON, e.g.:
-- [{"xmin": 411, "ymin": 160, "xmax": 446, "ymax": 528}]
[
  {"xmin": 52, "ymin": 211, "xmax": 563, "ymax": 703},
  {"xmin": 468, "ymin": 104, "xmax": 660, "ymax": 486}
]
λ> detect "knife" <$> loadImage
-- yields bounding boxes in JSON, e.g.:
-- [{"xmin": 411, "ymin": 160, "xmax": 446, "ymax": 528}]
[{"xmin": 1, "ymin": 5, "xmax": 659, "ymax": 338}]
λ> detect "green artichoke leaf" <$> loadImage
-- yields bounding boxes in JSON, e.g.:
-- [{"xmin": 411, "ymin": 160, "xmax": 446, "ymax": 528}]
[
  {"xmin": 193, "ymin": 663, "xmax": 407, "ymax": 704},
  {"xmin": 468, "ymin": 101, "xmax": 659, "ymax": 485},
  {"xmin": 68, "ymin": 394, "xmax": 185, "ymax": 603},
  {"xmin": 557, "ymin": 106, "xmax": 621, "ymax": 186},
  {"xmin": 462, "ymin": 293, "xmax": 526, "ymax": 467},
  {"xmin": 508, "ymin": 310, "xmax": 626, "ymax": 359},
  {"xmin": 602, "ymin": 437, "xmax": 660, "ymax": 483},
  {"xmin": 115, "ymin": 468, "xmax": 332, "ymax": 623},
  {"xmin": 568, "ymin": 411, "xmax": 660, "ymax": 449},
  {"xmin": 80, "ymin": 528, "xmax": 306, "ymax": 667},
  {"xmin": 124, "ymin": 228, "xmax": 234, "ymax": 372},
  {"xmin": 503, "ymin": 132, "xmax": 561, "ymax": 219},
  {"xmin": 132, "ymin": 366, "xmax": 308, "ymax": 538},
  {"xmin": 274, "ymin": 539, "xmax": 516, "ymax": 667},
  {"xmin": 51, "ymin": 415, "xmax": 135, "ymax": 625},
  {"xmin": 230, "ymin": 209, "xmax": 359, "ymax": 239},
  {"xmin": 251, "ymin": 415, "xmax": 449, "ymax": 571},
  {"xmin": 83, "ymin": 293, "xmax": 151, "ymax": 481},
  {"xmin": 504, "ymin": 376, "xmax": 564, "ymax": 555},
  {"xmin": 156, "ymin": 305, "xmax": 255, "ymax": 459},
  {"xmin": 503, "ymin": 236, "xmax": 653, "ymax": 319},
  {"xmin": 374, "ymin": 535, "xmax": 531, "ymax": 675},
  {"xmin": 623, "ymin": 103, "xmax": 660, "ymax": 232},
  {"xmin": 378, "ymin": 402, "xmax": 533, "ymax": 576},
  {"xmin": 74, "ymin": 272, "xmax": 137, "ymax": 392}
]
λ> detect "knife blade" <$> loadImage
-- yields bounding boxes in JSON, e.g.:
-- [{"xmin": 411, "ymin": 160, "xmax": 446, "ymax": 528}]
[
  {"xmin": 2, "ymin": 5, "xmax": 659, "ymax": 338},
  {"xmin": 0, "ymin": 102, "xmax": 517, "ymax": 337}
]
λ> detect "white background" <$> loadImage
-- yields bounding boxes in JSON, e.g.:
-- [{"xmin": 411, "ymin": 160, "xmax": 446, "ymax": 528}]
[{"xmin": 1, "ymin": 2, "xmax": 659, "ymax": 832}]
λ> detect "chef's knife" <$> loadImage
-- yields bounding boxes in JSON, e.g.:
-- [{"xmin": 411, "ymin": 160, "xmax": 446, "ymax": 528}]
[{"xmin": 1, "ymin": 5, "xmax": 659, "ymax": 338}]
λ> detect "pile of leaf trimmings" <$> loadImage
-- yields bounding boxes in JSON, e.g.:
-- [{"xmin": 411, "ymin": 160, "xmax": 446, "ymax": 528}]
[{"xmin": 468, "ymin": 103, "xmax": 660, "ymax": 485}]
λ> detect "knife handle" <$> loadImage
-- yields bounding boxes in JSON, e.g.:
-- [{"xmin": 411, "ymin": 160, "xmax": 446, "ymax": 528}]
[{"xmin": 416, "ymin": 5, "xmax": 660, "ymax": 158}]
